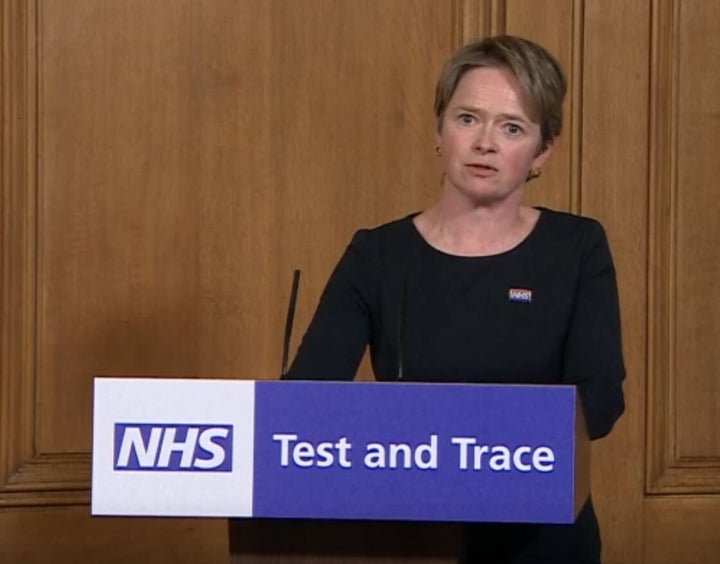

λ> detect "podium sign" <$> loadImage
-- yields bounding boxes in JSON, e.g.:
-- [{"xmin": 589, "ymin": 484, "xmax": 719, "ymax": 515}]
[{"xmin": 92, "ymin": 378, "xmax": 589, "ymax": 523}]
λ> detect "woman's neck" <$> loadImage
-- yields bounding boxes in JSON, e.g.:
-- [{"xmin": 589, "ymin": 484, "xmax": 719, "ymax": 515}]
[{"xmin": 413, "ymin": 203, "xmax": 540, "ymax": 257}]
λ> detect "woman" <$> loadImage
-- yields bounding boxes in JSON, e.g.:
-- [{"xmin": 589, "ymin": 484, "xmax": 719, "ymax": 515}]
[{"xmin": 285, "ymin": 35, "xmax": 625, "ymax": 563}]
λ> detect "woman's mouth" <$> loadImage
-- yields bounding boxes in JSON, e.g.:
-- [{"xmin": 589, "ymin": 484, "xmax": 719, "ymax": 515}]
[{"xmin": 466, "ymin": 163, "xmax": 498, "ymax": 175}]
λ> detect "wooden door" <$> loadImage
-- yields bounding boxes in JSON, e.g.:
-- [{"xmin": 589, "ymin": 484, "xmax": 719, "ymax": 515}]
[{"xmin": 1, "ymin": 1, "xmax": 719, "ymax": 562}]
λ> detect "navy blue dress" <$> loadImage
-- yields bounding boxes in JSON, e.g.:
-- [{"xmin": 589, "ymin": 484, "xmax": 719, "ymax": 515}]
[{"xmin": 285, "ymin": 208, "xmax": 625, "ymax": 563}]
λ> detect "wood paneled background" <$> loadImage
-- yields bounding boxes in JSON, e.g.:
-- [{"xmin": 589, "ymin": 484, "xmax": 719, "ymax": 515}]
[{"xmin": 1, "ymin": 1, "xmax": 718, "ymax": 562}]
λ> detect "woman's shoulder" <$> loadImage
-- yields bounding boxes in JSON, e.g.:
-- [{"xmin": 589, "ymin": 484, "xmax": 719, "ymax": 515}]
[
  {"xmin": 536, "ymin": 207, "xmax": 607, "ymax": 242},
  {"xmin": 532, "ymin": 208, "xmax": 616, "ymax": 274},
  {"xmin": 332, "ymin": 214, "xmax": 421, "ymax": 282},
  {"xmin": 348, "ymin": 213, "xmax": 420, "ymax": 252}
]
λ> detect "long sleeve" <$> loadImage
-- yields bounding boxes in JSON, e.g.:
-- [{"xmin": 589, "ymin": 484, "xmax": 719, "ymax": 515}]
[
  {"xmin": 561, "ymin": 221, "xmax": 626, "ymax": 439},
  {"xmin": 283, "ymin": 231, "xmax": 374, "ymax": 381}
]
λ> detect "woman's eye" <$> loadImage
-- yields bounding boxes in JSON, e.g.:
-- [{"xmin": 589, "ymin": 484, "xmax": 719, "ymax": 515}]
[
  {"xmin": 505, "ymin": 123, "xmax": 524, "ymax": 135},
  {"xmin": 459, "ymin": 114, "xmax": 475, "ymax": 125}
]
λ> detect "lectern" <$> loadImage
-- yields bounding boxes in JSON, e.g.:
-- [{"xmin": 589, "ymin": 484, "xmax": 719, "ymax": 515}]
[{"xmin": 92, "ymin": 378, "xmax": 589, "ymax": 563}]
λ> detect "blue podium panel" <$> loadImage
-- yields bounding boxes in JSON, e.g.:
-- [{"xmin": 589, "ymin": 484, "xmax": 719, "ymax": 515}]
[
  {"xmin": 92, "ymin": 379, "xmax": 588, "ymax": 523},
  {"xmin": 252, "ymin": 381, "xmax": 585, "ymax": 524}
]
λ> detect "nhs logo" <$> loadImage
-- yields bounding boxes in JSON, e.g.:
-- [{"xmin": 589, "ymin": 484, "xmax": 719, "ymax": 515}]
[
  {"xmin": 114, "ymin": 423, "xmax": 233, "ymax": 472},
  {"xmin": 508, "ymin": 288, "xmax": 533, "ymax": 303}
]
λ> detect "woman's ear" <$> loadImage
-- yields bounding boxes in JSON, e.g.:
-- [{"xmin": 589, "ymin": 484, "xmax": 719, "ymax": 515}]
[{"xmin": 533, "ymin": 138, "xmax": 555, "ymax": 167}]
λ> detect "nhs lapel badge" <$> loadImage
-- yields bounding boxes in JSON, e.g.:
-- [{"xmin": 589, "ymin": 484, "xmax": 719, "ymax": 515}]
[{"xmin": 508, "ymin": 288, "xmax": 532, "ymax": 304}]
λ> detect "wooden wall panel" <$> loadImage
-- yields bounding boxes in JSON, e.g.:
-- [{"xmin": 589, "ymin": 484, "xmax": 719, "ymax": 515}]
[
  {"xmin": 581, "ymin": 1, "xmax": 650, "ymax": 563},
  {"xmin": 645, "ymin": 0, "xmax": 720, "ymax": 561},
  {"xmin": 39, "ymin": 0, "xmax": 201, "ymax": 453},
  {"xmin": 644, "ymin": 496, "xmax": 720, "ymax": 564},
  {"xmin": 0, "ymin": 0, "xmax": 69, "ymax": 506},
  {"xmin": 647, "ymin": 0, "xmax": 720, "ymax": 494},
  {"xmin": 0, "ymin": 508, "xmax": 228, "ymax": 564},
  {"xmin": 454, "ymin": 0, "xmax": 504, "ymax": 39},
  {"xmin": 193, "ymin": 0, "xmax": 453, "ymax": 384},
  {"xmin": 20, "ymin": 0, "xmax": 453, "ymax": 491},
  {"xmin": 673, "ymin": 0, "xmax": 720, "ymax": 461}
]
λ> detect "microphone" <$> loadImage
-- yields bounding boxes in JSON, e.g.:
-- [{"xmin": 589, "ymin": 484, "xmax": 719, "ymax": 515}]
[
  {"xmin": 280, "ymin": 269, "xmax": 301, "ymax": 378},
  {"xmin": 396, "ymin": 269, "xmax": 409, "ymax": 380}
]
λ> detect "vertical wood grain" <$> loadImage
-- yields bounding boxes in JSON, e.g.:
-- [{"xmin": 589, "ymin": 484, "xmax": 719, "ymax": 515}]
[
  {"xmin": 647, "ymin": 0, "xmax": 720, "ymax": 495},
  {"xmin": 38, "ymin": 0, "xmax": 201, "ymax": 455},
  {"xmin": 673, "ymin": 0, "xmax": 720, "ymax": 461},
  {"xmin": 1, "ymin": 0, "xmax": 43, "ymax": 500},
  {"xmin": 194, "ymin": 0, "xmax": 452, "ymax": 386},
  {"xmin": 644, "ymin": 496, "xmax": 720, "ymax": 564},
  {"xmin": 646, "ymin": 0, "xmax": 679, "ymax": 495},
  {"xmin": 582, "ymin": 1, "xmax": 650, "ymax": 562}
]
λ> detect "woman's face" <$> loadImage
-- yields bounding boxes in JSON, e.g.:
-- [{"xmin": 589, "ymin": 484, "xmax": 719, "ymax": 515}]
[{"xmin": 437, "ymin": 66, "xmax": 553, "ymax": 209}]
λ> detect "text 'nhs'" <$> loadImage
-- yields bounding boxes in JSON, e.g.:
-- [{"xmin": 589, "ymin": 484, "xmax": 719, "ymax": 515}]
[{"xmin": 114, "ymin": 423, "xmax": 233, "ymax": 472}]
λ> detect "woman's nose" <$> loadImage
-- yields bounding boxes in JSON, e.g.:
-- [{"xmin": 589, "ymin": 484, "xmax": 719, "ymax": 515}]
[{"xmin": 472, "ymin": 126, "xmax": 497, "ymax": 153}]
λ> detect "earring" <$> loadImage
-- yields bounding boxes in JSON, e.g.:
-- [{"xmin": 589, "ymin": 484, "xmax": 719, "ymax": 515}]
[
  {"xmin": 526, "ymin": 168, "xmax": 541, "ymax": 181},
  {"xmin": 435, "ymin": 145, "xmax": 442, "ymax": 157}
]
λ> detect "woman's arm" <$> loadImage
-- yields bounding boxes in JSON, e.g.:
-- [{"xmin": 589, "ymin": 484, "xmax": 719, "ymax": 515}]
[
  {"xmin": 283, "ymin": 231, "xmax": 374, "ymax": 381},
  {"xmin": 562, "ymin": 221, "xmax": 626, "ymax": 440}
]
